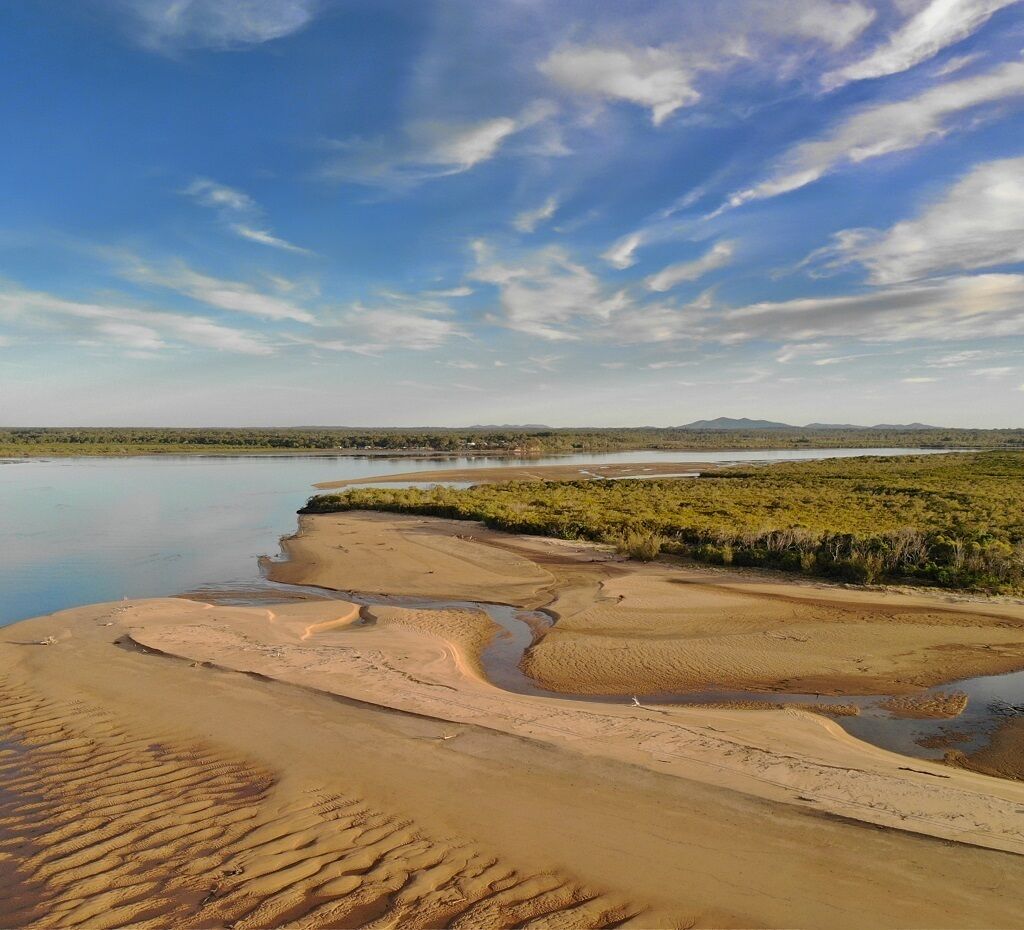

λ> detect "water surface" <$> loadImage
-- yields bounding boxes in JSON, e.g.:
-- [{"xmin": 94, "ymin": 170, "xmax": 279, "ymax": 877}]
[{"xmin": 0, "ymin": 448, "xmax": 946, "ymax": 626}]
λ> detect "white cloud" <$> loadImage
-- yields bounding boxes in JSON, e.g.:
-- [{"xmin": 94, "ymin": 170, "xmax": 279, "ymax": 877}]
[
  {"xmin": 113, "ymin": 0, "xmax": 318, "ymax": 52},
  {"xmin": 902, "ymin": 376, "xmax": 938, "ymax": 383},
  {"xmin": 931, "ymin": 51, "xmax": 983, "ymax": 77},
  {"xmin": 122, "ymin": 261, "xmax": 316, "ymax": 323},
  {"xmin": 0, "ymin": 286, "xmax": 273, "ymax": 355},
  {"xmin": 973, "ymin": 365, "xmax": 1015, "ymax": 377},
  {"xmin": 646, "ymin": 240, "xmax": 735, "ymax": 291},
  {"xmin": 309, "ymin": 302, "xmax": 465, "ymax": 354},
  {"xmin": 724, "ymin": 60, "xmax": 1024, "ymax": 209},
  {"xmin": 814, "ymin": 156, "xmax": 1024, "ymax": 283},
  {"xmin": 472, "ymin": 244, "xmax": 632, "ymax": 340},
  {"xmin": 785, "ymin": 1, "xmax": 876, "ymax": 50},
  {"xmin": 182, "ymin": 178, "xmax": 255, "ymax": 212},
  {"xmin": 540, "ymin": 44, "xmax": 700, "ymax": 126},
  {"xmin": 776, "ymin": 341, "xmax": 832, "ymax": 363},
  {"xmin": 426, "ymin": 286, "xmax": 474, "ymax": 298},
  {"xmin": 602, "ymin": 232, "xmax": 645, "ymax": 269},
  {"xmin": 323, "ymin": 102, "xmax": 558, "ymax": 188},
  {"xmin": 182, "ymin": 176, "xmax": 311, "ymax": 254},
  {"xmin": 723, "ymin": 273, "xmax": 1024, "ymax": 343},
  {"xmin": 929, "ymin": 348, "xmax": 993, "ymax": 366},
  {"xmin": 823, "ymin": 0, "xmax": 1021, "ymax": 89},
  {"xmin": 230, "ymin": 223, "xmax": 312, "ymax": 255},
  {"xmin": 514, "ymin": 196, "xmax": 560, "ymax": 233}
]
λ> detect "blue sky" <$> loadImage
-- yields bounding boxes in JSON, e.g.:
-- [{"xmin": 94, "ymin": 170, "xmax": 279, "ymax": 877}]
[{"xmin": 1, "ymin": 0, "xmax": 1023, "ymax": 427}]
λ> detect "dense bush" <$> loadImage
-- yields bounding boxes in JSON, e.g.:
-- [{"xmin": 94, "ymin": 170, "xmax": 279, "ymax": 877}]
[{"xmin": 302, "ymin": 452, "xmax": 1024, "ymax": 594}]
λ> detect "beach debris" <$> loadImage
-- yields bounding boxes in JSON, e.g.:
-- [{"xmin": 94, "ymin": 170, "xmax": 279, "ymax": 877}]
[
  {"xmin": 438, "ymin": 732, "xmax": 459, "ymax": 741},
  {"xmin": 631, "ymin": 695, "xmax": 642, "ymax": 707},
  {"xmin": 38, "ymin": 635, "xmax": 56, "ymax": 646}
]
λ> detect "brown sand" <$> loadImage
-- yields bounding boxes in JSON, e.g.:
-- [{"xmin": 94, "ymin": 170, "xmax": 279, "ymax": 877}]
[
  {"xmin": 269, "ymin": 512, "xmax": 1024, "ymax": 696},
  {"xmin": 312, "ymin": 460, "xmax": 716, "ymax": 489},
  {"xmin": 4, "ymin": 598, "xmax": 1024, "ymax": 928},
  {"xmin": 5, "ymin": 512, "xmax": 1024, "ymax": 927}
]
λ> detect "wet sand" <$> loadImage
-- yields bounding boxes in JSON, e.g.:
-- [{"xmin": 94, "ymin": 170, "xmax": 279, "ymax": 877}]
[{"xmin": 4, "ymin": 511, "xmax": 1024, "ymax": 927}]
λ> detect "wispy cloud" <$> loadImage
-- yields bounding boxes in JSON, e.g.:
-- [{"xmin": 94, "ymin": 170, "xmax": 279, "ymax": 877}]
[
  {"xmin": 229, "ymin": 223, "xmax": 311, "ymax": 254},
  {"xmin": 182, "ymin": 177, "xmax": 312, "ymax": 254},
  {"xmin": 822, "ymin": 0, "xmax": 1021, "ymax": 89},
  {"xmin": 602, "ymin": 232, "xmax": 645, "ymax": 270},
  {"xmin": 722, "ymin": 60, "xmax": 1024, "ymax": 211},
  {"xmin": 302, "ymin": 298, "xmax": 466, "ymax": 354},
  {"xmin": 322, "ymin": 102, "xmax": 559, "ymax": 189},
  {"xmin": 121, "ymin": 259, "xmax": 317, "ymax": 322},
  {"xmin": 804, "ymin": 155, "xmax": 1024, "ymax": 283},
  {"xmin": 723, "ymin": 273, "xmax": 1024, "ymax": 343},
  {"xmin": 646, "ymin": 240, "xmax": 735, "ymax": 291},
  {"xmin": 514, "ymin": 196, "xmax": 560, "ymax": 233},
  {"xmin": 0, "ymin": 286, "xmax": 273, "ymax": 355},
  {"xmin": 111, "ymin": 0, "xmax": 320, "ymax": 52},
  {"xmin": 472, "ymin": 243, "xmax": 631, "ymax": 340}
]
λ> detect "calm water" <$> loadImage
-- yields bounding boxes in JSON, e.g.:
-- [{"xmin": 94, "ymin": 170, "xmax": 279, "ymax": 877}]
[{"xmin": 0, "ymin": 448, "xmax": 946, "ymax": 626}]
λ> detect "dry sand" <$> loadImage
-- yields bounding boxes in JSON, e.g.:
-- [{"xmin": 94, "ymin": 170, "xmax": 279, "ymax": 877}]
[{"xmin": 4, "ymin": 510, "xmax": 1024, "ymax": 927}]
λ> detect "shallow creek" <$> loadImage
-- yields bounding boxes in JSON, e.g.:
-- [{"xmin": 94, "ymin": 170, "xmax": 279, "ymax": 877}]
[{"xmin": 187, "ymin": 576, "xmax": 1024, "ymax": 766}]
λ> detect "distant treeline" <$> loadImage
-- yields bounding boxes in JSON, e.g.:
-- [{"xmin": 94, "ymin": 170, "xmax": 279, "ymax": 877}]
[
  {"xmin": 303, "ymin": 452, "xmax": 1024, "ymax": 594},
  {"xmin": 2, "ymin": 426, "xmax": 1023, "ymax": 457}
]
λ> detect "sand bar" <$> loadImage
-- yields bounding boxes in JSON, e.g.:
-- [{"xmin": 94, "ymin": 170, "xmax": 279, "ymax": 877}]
[
  {"xmin": 312, "ymin": 460, "xmax": 722, "ymax": 488},
  {"xmin": 5, "ymin": 511, "xmax": 1024, "ymax": 927}
]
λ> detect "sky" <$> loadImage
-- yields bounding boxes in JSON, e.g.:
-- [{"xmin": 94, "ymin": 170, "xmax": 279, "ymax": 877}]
[{"xmin": 1, "ymin": 0, "xmax": 1023, "ymax": 428}]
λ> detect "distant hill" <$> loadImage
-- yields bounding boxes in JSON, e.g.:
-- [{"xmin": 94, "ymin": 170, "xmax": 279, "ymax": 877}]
[
  {"xmin": 807, "ymin": 422, "xmax": 941, "ymax": 430},
  {"xmin": 463, "ymin": 424, "xmax": 553, "ymax": 430},
  {"xmin": 679, "ymin": 417, "xmax": 795, "ymax": 430},
  {"xmin": 681, "ymin": 418, "xmax": 944, "ymax": 431}
]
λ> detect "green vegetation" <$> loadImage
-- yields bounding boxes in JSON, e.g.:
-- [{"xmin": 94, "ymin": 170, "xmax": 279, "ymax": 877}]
[
  {"xmin": 303, "ymin": 452, "xmax": 1024, "ymax": 594},
  {"xmin": 2, "ymin": 425, "xmax": 1023, "ymax": 458}
]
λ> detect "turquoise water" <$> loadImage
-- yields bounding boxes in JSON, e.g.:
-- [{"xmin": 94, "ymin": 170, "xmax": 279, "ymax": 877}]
[{"xmin": 0, "ymin": 448, "xmax": 947, "ymax": 626}]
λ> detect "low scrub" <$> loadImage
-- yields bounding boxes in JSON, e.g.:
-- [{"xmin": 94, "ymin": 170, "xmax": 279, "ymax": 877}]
[{"xmin": 301, "ymin": 452, "xmax": 1024, "ymax": 594}]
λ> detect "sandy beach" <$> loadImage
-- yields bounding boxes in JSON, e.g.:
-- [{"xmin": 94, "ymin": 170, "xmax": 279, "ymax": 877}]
[{"xmin": 3, "ymin": 511, "xmax": 1024, "ymax": 927}]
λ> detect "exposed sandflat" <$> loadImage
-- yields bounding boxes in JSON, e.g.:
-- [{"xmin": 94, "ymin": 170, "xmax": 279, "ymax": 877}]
[
  {"xmin": 312, "ymin": 460, "xmax": 717, "ymax": 488},
  {"xmin": 270, "ymin": 511, "xmax": 1024, "ymax": 696},
  {"xmin": 4, "ymin": 597, "xmax": 1024, "ymax": 929},
  {"xmin": 5, "ymin": 511, "xmax": 1024, "ymax": 927}
]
